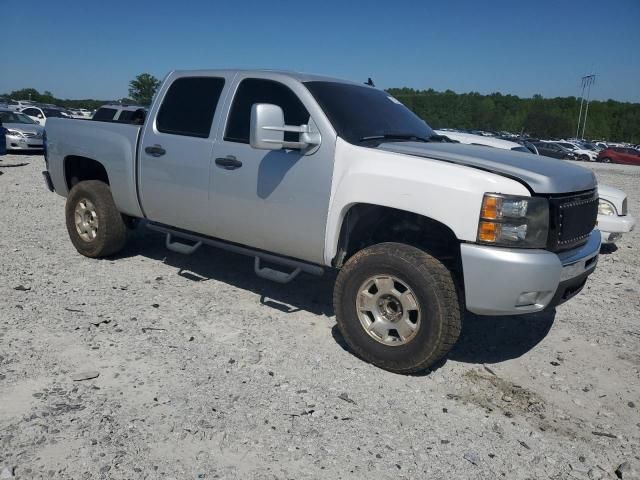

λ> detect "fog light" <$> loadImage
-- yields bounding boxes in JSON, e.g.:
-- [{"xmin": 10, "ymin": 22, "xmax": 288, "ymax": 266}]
[{"xmin": 516, "ymin": 291, "xmax": 540, "ymax": 307}]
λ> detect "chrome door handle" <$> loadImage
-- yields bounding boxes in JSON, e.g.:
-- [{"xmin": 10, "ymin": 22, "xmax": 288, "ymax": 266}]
[{"xmin": 145, "ymin": 145, "xmax": 166, "ymax": 157}]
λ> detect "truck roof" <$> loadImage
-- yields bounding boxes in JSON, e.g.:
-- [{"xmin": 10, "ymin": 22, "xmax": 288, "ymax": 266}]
[{"xmin": 169, "ymin": 69, "xmax": 364, "ymax": 86}]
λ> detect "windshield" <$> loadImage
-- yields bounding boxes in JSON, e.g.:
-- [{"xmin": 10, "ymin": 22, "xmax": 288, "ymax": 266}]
[
  {"xmin": 0, "ymin": 111, "xmax": 38, "ymax": 124},
  {"xmin": 304, "ymin": 81, "xmax": 434, "ymax": 145}
]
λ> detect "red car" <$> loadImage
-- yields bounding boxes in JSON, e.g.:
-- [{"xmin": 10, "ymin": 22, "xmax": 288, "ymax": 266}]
[{"xmin": 598, "ymin": 147, "xmax": 640, "ymax": 166}]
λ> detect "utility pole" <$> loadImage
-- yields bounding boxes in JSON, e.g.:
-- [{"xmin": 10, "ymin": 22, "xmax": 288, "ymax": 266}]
[
  {"xmin": 576, "ymin": 77, "xmax": 586, "ymax": 140},
  {"xmin": 580, "ymin": 74, "xmax": 595, "ymax": 140}
]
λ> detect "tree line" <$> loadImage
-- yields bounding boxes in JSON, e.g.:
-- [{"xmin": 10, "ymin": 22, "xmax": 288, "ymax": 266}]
[
  {"xmin": 388, "ymin": 88, "xmax": 640, "ymax": 143},
  {"xmin": 1, "ymin": 74, "xmax": 161, "ymax": 110},
  {"xmin": 3, "ymin": 74, "xmax": 638, "ymax": 142}
]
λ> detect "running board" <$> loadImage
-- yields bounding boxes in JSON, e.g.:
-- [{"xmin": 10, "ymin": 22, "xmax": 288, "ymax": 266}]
[
  {"xmin": 166, "ymin": 233, "xmax": 202, "ymax": 255},
  {"xmin": 146, "ymin": 222, "xmax": 324, "ymax": 283},
  {"xmin": 254, "ymin": 257, "xmax": 300, "ymax": 284}
]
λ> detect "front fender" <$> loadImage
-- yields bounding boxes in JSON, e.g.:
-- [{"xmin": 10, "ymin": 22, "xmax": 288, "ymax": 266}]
[{"xmin": 323, "ymin": 138, "xmax": 530, "ymax": 265}]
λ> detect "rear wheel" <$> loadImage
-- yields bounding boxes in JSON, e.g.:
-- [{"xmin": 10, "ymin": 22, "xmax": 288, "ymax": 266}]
[
  {"xmin": 65, "ymin": 180, "xmax": 128, "ymax": 258},
  {"xmin": 334, "ymin": 243, "xmax": 462, "ymax": 374}
]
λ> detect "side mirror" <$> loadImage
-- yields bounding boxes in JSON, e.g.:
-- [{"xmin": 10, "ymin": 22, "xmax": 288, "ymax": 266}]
[
  {"xmin": 250, "ymin": 103, "xmax": 320, "ymax": 151},
  {"xmin": 38, "ymin": 114, "xmax": 43, "ymax": 119}
]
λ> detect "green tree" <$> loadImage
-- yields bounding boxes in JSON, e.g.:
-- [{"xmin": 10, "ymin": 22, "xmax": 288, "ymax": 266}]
[{"xmin": 128, "ymin": 73, "xmax": 160, "ymax": 106}]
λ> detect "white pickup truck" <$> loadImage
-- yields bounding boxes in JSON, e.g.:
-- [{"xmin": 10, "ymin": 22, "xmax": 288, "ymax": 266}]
[{"xmin": 43, "ymin": 69, "xmax": 601, "ymax": 373}]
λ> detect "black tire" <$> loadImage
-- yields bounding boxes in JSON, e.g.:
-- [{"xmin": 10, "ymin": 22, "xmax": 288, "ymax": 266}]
[
  {"xmin": 65, "ymin": 180, "xmax": 127, "ymax": 258},
  {"xmin": 334, "ymin": 243, "xmax": 462, "ymax": 374},
  {"xmin": 600, "ymin": 157, "xmax": 611, "ymax": 163},
  {"xmin": 579, "ymin": 155, "xmax": 589, "ymax": 162}
]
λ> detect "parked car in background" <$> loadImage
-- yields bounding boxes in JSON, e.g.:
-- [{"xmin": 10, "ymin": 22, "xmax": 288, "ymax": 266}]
[
  {"xmin": 578, "ymin": 141, "xmax": 602, "ymax": 152},
  {"xmin": 0, "ymin": 109, "xmax": 45, "ymax": 150},
  {"xmin": 597, "ymin": 185, "xmax": 635, "ymax": 244},
  {"xmin": 532, "ymin": 141, "xmax": 577, "ymax": 160},
  {"xmin": 68, "ymin": 108, "xmax": 93, "ymax": 119},
  {"xmin": 434, "ymin": 130, "xmax": 531, "ymax": 153},
  {"xmin": 0, "ymin": 123, "xmax": 6, "ymax": 156},
  {"xmin": 555, "ymin": 141, "xmax": 597, "ymax": 162},
  {"xmin": 92, "ymin": 104, "xmax": 147, "ymax": 123},
  {"xmin": 597, "ymin": 147, "xmax": 640, "ymax": 166},
  {"xmin": 7, "ymin": 99, "xmax": 34, "ymax": 111},
  {"xmin": 19, "ymin": 106, "xmax": 70, "ymax": 125}
]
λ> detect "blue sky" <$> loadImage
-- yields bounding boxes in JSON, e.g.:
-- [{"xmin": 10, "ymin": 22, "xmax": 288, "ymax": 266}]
[{"xmin": 2, "ymin": 0, "xmax": 639, "ymax": 102}]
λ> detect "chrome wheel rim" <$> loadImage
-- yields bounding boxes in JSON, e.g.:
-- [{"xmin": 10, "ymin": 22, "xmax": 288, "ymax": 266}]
[
  {"xmin": 74, "ymin": 198, "xmax": 99, "ymax": 242},
  {"xmin": 356, "ymin": 275, "xmax": 421, "ymax": 346}
]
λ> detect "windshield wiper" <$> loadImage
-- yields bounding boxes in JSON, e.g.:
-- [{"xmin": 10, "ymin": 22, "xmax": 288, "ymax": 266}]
[{"xmin": 358, "ymin": 133, "xmax": 432, "ymax": 143}]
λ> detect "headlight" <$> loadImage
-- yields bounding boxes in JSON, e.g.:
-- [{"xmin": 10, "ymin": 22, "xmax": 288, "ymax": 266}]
[
  {"xmin": 6, "ymin": 129, "xmax": 24, "ymax": 138},
  {"xmin": 598, "ymin": 199, "xmax": 616, "ymax": 216},
  {"xmin": 477, "ymin": 193, "xmax": 549, "ymax": 248}
]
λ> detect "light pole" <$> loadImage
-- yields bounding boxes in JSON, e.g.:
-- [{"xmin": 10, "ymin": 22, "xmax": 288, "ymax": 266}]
[
  {"xmin": 581, "ymin": 74, "xmax": 595, "ymax": 140},
  {"xmin": 576, "ymin": 77, "xmax": 587, "ymax": 139}
]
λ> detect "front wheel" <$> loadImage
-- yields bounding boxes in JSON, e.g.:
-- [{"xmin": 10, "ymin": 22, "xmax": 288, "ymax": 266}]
[
  {"xmin": 65, "ymin": 180, "xmax": 128, "ymax": 258},
  {"xmin": 600, "ymin": 157, "xmax": 612, "ymax": 163},
  {"xmin": 333, "ymin": 243, "xmax": 462, "ymax": 374}
]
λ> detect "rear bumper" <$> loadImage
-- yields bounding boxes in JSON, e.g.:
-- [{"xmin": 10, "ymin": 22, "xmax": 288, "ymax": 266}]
[
  {"xmin": 461, "ymin": 230, "xmax": 600, "ymax": 315},
  {"xmin": 598, "ymin": 214, "xmax": 635, "ymax": 243}
]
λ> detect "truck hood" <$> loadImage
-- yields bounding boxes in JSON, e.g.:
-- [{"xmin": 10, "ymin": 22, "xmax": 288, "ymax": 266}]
[{"xmin": 375, "ymin": 142, "xmax": 597, "ymax": 194}]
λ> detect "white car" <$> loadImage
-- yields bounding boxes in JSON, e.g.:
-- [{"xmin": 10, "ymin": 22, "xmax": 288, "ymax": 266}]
[
  {"xmin": 434, "ymin": 130, "xmax": 531, "ymax": 153},
  {"xmin": 555, "ymin": 141, "xmax": 598, "ymax": 162},
  {"xmin": 19, "ymin": 106, "xmax": 70, "ymax": 126},
  {"xmin": 597, "ymin": 185, "xmax": 635, "ymax": 244},
  {"xmin": 7, "ymin": 99, "xmax": 34, "ymax": 111},
  {"xmin": 68, "ymin": 108, "xmax": 93, "ymax": 119}
]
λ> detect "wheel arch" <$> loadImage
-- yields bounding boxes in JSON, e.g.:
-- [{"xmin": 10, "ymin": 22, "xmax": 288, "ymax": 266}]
[
  {"xmin": 64, "ymin": 155, "xmax": 110, "ymax": 190},
  {"xmin": 331, "ymin": 203, "xmax": 463, "ymax": 282}
]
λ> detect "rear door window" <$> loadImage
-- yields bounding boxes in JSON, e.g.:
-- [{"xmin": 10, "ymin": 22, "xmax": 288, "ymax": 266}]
[
  {"xmin": 156, "ymin": 77, "xmax": 225, "ymax": 138},
  {"xmin": 224, "ymin": 78, "xmax": 309, "ymax": 144},
  {"xmin": 93, "ymin": 108, "xmax": 117, "ymax": 121}
]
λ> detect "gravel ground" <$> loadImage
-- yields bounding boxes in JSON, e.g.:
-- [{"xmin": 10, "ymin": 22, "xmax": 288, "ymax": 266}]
[{"xmin": 1, "ymin": 154, "xmax": 639, "ymax": 479}]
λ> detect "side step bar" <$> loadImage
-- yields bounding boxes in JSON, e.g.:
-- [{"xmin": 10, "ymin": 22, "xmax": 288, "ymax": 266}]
[{"xmin": 146, "ymin": 222, "xmax": 324, "ymax": 283}]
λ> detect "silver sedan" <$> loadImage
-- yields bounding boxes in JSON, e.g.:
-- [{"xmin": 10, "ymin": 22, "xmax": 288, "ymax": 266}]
[{"xmin": 0, "ymin": 109, "xmax": 45, "ymax": 150}]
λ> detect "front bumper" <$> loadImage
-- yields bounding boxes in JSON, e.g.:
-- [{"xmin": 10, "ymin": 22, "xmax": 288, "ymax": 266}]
[
  {"xmin": 597, "ymin": 214, "xmax": 635, "ymax": 244},
  {"xmin": 461, "ymin": 230, "xmax": 600, "ymax": 315},
  {"xmin": 6, "ymin": 136, "xmax": 44, "ymax": 150}
]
